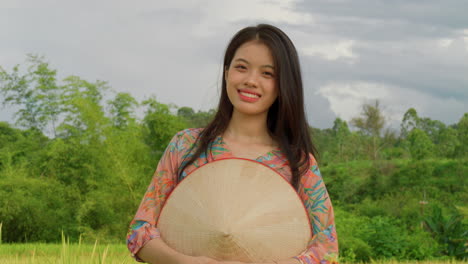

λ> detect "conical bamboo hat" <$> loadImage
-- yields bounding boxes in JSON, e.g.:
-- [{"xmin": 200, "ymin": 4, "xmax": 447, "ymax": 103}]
[{"xmin": 157, "ymin": 158, "xmax": 311, "ymax": 262}]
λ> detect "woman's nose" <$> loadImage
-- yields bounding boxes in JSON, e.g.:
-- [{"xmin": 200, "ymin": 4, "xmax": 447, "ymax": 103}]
[{"xmin": 244, "ymin": 71, "xmax": 259, "ymax": 88}]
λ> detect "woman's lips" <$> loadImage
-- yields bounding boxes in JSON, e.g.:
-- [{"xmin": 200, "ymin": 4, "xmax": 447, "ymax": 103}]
[{"xmin": 238, "ymin": 89, "xmax": 261, "ymax": 103}]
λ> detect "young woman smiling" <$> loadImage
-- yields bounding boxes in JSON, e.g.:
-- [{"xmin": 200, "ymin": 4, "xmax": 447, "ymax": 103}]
[{"xmin": 127, "ymin": 24, "xmax": 338, "ymax": 264}]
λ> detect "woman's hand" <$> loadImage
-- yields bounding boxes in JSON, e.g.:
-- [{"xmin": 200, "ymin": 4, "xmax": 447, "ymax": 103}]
[
  {"xmin": 223, "ymin": 260, "xmax": 275, "ymax": 264},
  {"xmin": 189, "ymin": 257, "xmax": 278, "ymax": 264},
  {"xmin": 190, "ymin": 255, "xmax": 222, "ymax": 264},
  {"xmin": 192, "ymin": 258, "xmax": 249, "ymax": 264}
]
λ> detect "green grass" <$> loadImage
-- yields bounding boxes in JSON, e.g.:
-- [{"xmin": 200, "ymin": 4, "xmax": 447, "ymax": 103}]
[
  {"xmin": 0, "ymin": 241, "xmax": 465, "ymax": 264},
  {"xmin": 0, "ymin": 225, "xmax": 465, "ymax": 264},
  {"xmin": 0, "ymin": 234, "xmax": 133, "ymax": 264}
]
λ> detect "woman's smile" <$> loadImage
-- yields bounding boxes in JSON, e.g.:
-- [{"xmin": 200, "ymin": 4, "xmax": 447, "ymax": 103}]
[{"xmin": 238, "ymin": 89, "xmax": 261, "ymax": 102}]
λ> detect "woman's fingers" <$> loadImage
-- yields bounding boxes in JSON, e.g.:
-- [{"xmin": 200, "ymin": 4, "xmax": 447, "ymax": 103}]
[{"xmin": 192, "ymin": 256, "xmax": 222, "ymax": 264}]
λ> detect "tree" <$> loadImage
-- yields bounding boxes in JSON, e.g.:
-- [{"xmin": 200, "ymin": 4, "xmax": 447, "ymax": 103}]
[
  {"xmin": 351, "ymin": 100, "xmax": 386, "ymax": 159},
  {"xmin": 408, "ymin": 128, "xmax": 434, "ymax": 160},
  {"xmin": 108, "ymin": 92, "xmax": 138, "ymax": 129},
  {"xmin": 332, "ymin": 118, "xmax": 351, "ymax": 162},
  {"xmin": 142, "ymin": 97, "xmax": 186, "ymax": 158},
  {"xmin": 177, "ymin": 106, "xmax": 195, "ymax": 120},
  {"xmin": 455, "ymin": 113, "xmax": 468, "ymax": 157},
  {"xmin": 437, "ymin": 127, "xmax": 459, "ymax": 158},
  {"xmin": 400, "ymin": 108, "xmax": 447, "ymax": 145},
  {"xmin": 401, "ymin": 108, "xmax": 420, "ymax": 139},
  {"xmin": 419, "ymin": 117, "xmax": 446, "ymax": 144},
  {"xmin": 351, "ymin": 100, "xmax": 385, "ymax": 137},
  {"xmin": 424, "ymin": 205, "xmax": 468, "ymax": 259},
  {"xmin": 57, "ymin": 76, "xmax": 109, "ymax": 139},
  {"xmin": 0, "ymin": 55, "xmax": 61, "ymax": 136},
  {"xmin": 178, "ymin": 107, "xmax": 215, "ymax": 128}
]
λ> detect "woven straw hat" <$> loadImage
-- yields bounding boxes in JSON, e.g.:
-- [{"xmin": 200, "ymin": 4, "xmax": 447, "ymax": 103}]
[{"xmin": 157, "ymin": 158, "xmax": 311, "ymax": 262}]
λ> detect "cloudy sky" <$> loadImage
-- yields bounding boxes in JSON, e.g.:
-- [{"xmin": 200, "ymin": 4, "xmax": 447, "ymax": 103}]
[{"xmin": 1, "ymin": 0, "xmax": 467, "ymax": 129}]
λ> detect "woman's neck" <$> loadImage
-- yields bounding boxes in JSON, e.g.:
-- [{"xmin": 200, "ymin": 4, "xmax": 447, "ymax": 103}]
[{"xmin": 224, "ymin": 110, "xmax": 275, "ymax": 146}]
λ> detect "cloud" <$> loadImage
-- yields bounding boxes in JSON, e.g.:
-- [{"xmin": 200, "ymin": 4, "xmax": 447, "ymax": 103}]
[
  {"xmin": 317, "ymin": 81, "xmax": 466, "ymax": 129},
  {"xmin": 302, "ymin": 40, "xmax": 357, "ymax": 62},
  {"xmin": 296, "ymin": 0, "xmax": 468, "ymax": 31},
  {"xmin": 462, "ymin": 29, "xmax": 468, "ymax": 51},
  {"xmin": 1, "ymin": 0, "xmax": 467, "ymax": 130},
  {"xmin": 438, "ymin": 38, "xmax": 454, "ymax": 48},
  {"xmin": 190, "ymin": 0, "xmax": 313, "ymax": 38}
]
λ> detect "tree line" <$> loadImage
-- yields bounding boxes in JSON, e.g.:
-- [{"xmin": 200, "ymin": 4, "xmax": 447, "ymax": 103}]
[{"xmin": 0, "ymin": 56, "xmax": 466, "ymax": 261}]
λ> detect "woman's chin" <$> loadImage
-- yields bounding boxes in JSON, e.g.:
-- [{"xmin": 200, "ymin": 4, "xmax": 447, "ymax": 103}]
[{"xmin": 232, "ymin": 106, "xmax": 269, "ymax": 117}]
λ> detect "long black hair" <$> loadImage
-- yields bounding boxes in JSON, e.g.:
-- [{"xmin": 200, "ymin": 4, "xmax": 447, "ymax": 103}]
[{"xmin": 178, "ymin": 24, "xmax": 318, "ymax": 190}]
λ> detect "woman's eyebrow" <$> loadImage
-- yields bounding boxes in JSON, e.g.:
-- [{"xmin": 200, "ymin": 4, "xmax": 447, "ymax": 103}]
[
  {"xmin": 234, "ymin": 58, "xmax": 250, "ymax": 64},
  {"xmin": 262, "ymin": 65, "xmax": 275, "ymax": 70},
  {"xmin": 234, "ymin": 58, "xmax": 274, "ymax": 69}
]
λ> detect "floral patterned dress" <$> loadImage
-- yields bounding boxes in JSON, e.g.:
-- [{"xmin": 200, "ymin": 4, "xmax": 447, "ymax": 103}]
[{"xmin": 127, "ymin": 128, "xmax": 338, "ymax": 264}]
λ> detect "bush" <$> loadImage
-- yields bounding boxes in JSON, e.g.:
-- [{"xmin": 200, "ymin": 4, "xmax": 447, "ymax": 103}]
[
  {"xmin": 404, "ymin": 227, "xmax": 440, "ymax": 260},
  {"xmin": 335, "ymin": 207, "xmax": 373, "ymax": 262},
  {"xmin": 364, "ymin": 216, "xmax": 409, "ymax": 259},
  {"xmin": 0, "ymin": 177, "xmax": 79, "ymax": 242},
  {"xmin": 335, "ymin": 207, "xmax": 441, "ymax": 261},
  {"xmin": 424, "ymin": 205, "xmax": 468, "ymax": 259}
]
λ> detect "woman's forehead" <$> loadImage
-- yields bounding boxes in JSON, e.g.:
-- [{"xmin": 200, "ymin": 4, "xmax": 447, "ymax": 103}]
[{"xmin": 232, "ymin": 40, "xmax": 274, "ymax": 66}]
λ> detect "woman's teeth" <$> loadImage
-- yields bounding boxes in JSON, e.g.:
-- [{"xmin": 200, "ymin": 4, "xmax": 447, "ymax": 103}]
[{"xmin": 240, "ymin": 92, "xmax": 260, "ymax": 98}]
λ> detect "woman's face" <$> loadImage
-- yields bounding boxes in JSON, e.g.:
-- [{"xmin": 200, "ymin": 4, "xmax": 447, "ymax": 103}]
[{"xmin": 225, "ymin": 40, "xmax": 278, "ymax": 117}]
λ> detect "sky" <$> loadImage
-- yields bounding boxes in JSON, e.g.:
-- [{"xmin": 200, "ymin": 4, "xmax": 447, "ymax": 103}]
[{"xmin": 1, "ymin": 0, "xmax": 467, "ymax": 130}]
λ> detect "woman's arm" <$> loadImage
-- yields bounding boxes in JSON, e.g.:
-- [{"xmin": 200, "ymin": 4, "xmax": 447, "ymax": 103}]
[
  {"xmin": 220, "ymin": 258, "xmax": 301, "ymax": 264},
  {"xmin": 137, "ymin": 237, "xmax": 189, "ymax": 264},
  {"xmin": 137, "ymin": 237, "xmax": 220, "ymax": 264},
  {"xmin": 293, "ymin": 155, "xmax": 339, "ymax": 264},
  {"xmin": 127, "ymin": 130, "xmax": 195, "ymax": 263}
]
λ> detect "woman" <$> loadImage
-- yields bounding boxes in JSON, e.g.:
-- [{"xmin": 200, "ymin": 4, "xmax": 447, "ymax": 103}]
[{"xmin": 127, "ymin": 24, "xmax": 338, "ymax": 264}]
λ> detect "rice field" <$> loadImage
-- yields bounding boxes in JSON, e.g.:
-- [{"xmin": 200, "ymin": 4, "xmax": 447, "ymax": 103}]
[
  {"xmin": 0, "ymin": 229, "xmax": 464, "ymax": 264},
  {"xmin": 0, "ymin": 239, "xmax": 133, "ymax": 264},
  {"xmin": 0, "ymin": 241, "xmax": 465, "ymax": 264}
]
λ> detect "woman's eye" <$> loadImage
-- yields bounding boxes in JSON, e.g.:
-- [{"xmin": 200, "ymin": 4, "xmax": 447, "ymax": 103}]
[
  {"xmin": 263, "ymin": 72, "xmax": 274, "ymax": 77},
  {"xmin": 234, "ymin": 65, "xmax": 247, "ymax": 70}
]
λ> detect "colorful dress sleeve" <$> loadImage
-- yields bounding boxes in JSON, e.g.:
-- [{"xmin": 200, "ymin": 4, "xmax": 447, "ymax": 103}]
[
  {"xmin": 293, "ymin": 155, "xmax": 339, "ymax": 264},
  {"xmin": 126, "ymin": 130, "xmax": 185, "ymax": 261}
]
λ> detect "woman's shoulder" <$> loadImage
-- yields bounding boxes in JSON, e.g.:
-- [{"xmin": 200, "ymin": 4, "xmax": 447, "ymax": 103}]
[
  {"xmin": 165, "ymin": 128, "xmax": 204, "ymax": 157},
  {"xmin": 171, "ymin": 128, "xmax": 204, "ymax": 147},
  {"xmin": 175, "ymin": 127, "xmax": 204, "ymax": 140}
]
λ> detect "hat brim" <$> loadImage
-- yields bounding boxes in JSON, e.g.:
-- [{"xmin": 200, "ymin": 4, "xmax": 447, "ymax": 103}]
[{"xmin": 157, "ymin": 158, "xmax": 311, "ymax": 262}]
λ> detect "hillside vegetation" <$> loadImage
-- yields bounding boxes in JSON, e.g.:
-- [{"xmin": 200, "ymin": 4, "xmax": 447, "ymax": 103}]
[{"xmin": 1, "ymin": 56, "xmax": 466, "ymax": 262}]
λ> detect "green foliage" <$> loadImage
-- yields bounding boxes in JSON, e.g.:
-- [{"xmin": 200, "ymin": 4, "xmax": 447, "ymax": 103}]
[
  {"xmin": 408, "ymin": 128, "xmax": 434, "ymax": 160},
  {"xmin": 1, "ymin": 56, "xmax": 467, "ymax": 262},
  {"xmin": 336, "ymin": 207, "xmax": 440, "ymax": 262},
  {"xmin": 437, "ymin": 127, "xmax": 459, "ymax": 158},
  {"xmin": 365, "ymin": 216, "xmax": 409, "ymax": 259},
  {"xmin": 424, "ymin": 205, "xmax": 468, "ymax": 259},
  {"xmin": 0, "ymin": 57, "xmax": 157, "ymax": 243},
  {"xmin": 401, "ymin": 108, "xmax": 419, "ymax": 139},
  {"xmin": 142, "ymin": 97, "xmax": 186, "ymax": 159},
  {"xmin": 177, "ymin": 106, "xmax": 215, "ymax": 128},
  {"xmin": 332, "ymin": 118, "xmax": 352, "ymax": 161},
  {"xmin": 0, "ymin": 55, "xmax": 61, "ymax": 133},
  {"xmin": 419, "ymin": 117, "xmax": 446, "ymax": 144},
  {"xmin": 108, "ymin": 92, "xmax": 138, "ymax": 129},
  {"xmin": 351, "ymin": 100, "xmax": 385, "ymax": 137},
  {"xmin": 350, "ymin": 100, "xmax": 394, "ymax": 160},
  {"xmin": 326, "ymin": 159, "xmax": 467, "ymax": 260},
  {"xmin": 0, "ymin": 176, "xmax": 79, "ymax": 242},
  {"xmin": 0, "ymin": 242, "xmax": 132, "ymax": 263},
  {"xmin": 335, "ymin": 208, "xmax": 373, "ymax": 262},
  {"xmin": 456, "ymin": 113, "xmax": 468, "ymax": 157}
]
